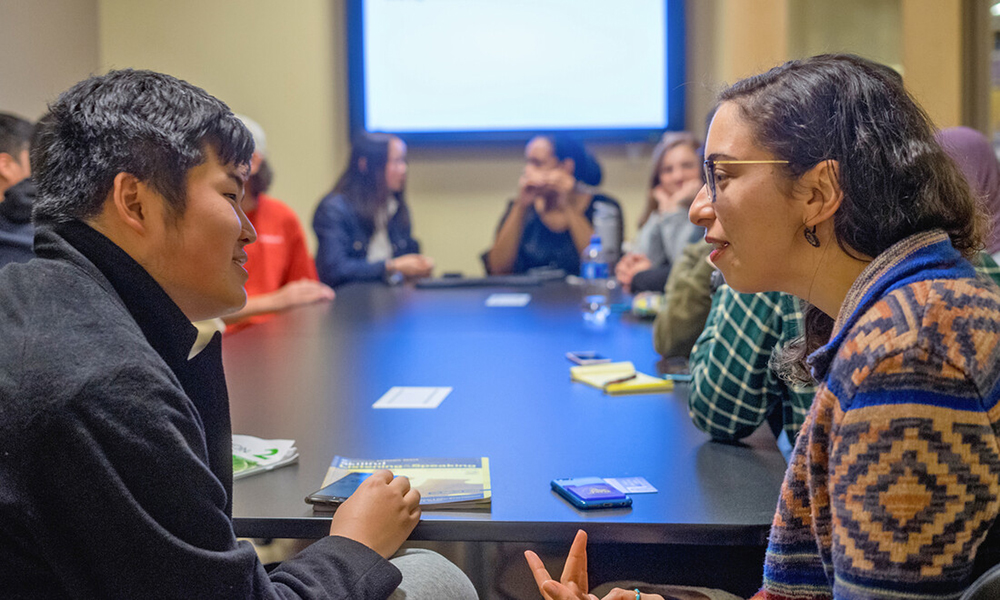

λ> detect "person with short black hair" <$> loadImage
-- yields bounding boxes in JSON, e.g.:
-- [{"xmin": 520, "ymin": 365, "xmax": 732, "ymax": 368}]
[
  {"xmin": 0, "ymin": 69, "xmax": 476, "ymax": 599},
  {"xmin": 0, "ymin": 111, "xmax": 36, "ymax": 268},
  {"xmin": 483, "ymin": 135, "xmax": 622, "ymax": 276},
  {"xmin": 0, "ymin": 112, "xmax": 32, "ymax": 199}
]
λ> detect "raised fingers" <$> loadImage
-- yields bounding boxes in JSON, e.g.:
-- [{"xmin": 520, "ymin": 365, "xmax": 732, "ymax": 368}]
[{"xmin": 524, "ymin": 550, "xmax": 555, "ymax": 596}]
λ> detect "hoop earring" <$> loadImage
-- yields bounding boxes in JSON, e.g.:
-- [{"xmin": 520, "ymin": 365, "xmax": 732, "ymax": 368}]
[{"xmin": 804, "ymin": 225, "xmax": 820, "ymax": 248}]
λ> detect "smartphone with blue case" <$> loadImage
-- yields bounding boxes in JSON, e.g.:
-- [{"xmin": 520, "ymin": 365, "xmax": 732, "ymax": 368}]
[{"xmin": 551, "ymin": 477, "xmax": 632, "ymax": 509}]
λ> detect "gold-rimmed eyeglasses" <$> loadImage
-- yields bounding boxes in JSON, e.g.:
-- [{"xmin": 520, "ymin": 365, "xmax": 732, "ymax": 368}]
[{"xmin": 703, "ymin": 159, "xmax": 790, "ymax": 202}]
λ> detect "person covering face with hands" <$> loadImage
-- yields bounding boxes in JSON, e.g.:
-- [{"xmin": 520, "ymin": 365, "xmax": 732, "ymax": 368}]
[{"xmin": 484, "ymin": 135, "xmax": 622, "ymax": 276}]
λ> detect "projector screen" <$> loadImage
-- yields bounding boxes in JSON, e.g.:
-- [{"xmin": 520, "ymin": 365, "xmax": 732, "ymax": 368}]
[{"xmin": 346, "ymin": 0, "xmax": 685, "ymax": 143}]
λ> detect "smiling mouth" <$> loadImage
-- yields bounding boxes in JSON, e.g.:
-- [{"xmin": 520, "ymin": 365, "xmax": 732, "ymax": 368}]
[{"xmin": 705, "ymin": 237, "xmax": 730, "ymax": 263}]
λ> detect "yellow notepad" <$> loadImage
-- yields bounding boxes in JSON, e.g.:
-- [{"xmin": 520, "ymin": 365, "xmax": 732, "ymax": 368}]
[{"xmin": 570, "ymin": 361, "xmax": 673, "ymax": 395}]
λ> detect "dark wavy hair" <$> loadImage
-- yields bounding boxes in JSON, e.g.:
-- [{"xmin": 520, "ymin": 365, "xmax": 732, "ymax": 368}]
[
  {"xmin": 331, "ymin": 133, "xmax": 412, "ymax": 237},
  {"xmin": 717, "ymin": 54, "xmax": 984, "ymax": 382},
  {"xmin": 31, "ymin": 69, "xmax": 254, "ymax": 224}
]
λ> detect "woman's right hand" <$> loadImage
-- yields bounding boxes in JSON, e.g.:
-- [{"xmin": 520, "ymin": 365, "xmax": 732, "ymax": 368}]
[
  {"xmin": 525, "ymin": 530, "xmax": 597, "ymax": 600},
  {"xmin": 328, "ymin": 470, "xmax": 421, "ymax": 559},
  {"xmin": 388, "ymin": 254, "xmax": 434, "ymax": 278}
]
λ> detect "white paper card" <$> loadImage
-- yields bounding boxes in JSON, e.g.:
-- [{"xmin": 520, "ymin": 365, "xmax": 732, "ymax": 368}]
[
  {"xmin": 485, "ymin": 293, "xmax": 531, "ymax": 307},
  {"xmin": 605, "ymin": 476, "xmax": 658, "ymax": 494},
  {"xmin": 373, "ymin": 386, "xmax": 452, "ymax": 409}
]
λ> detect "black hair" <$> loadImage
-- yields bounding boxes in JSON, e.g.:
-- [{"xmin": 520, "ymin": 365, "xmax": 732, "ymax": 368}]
[
  {"xmin": 0, "ymin": 112, "xmax": 33, "ymax": 158},
  {"xmin": 331, "ymin": 133, "xmax": 411, "ymax": 237},
  {"xmin": 541, "ymin": 135, "xmax": 603, "ymax": 187},
  {"xmin": 719, "ymin": 54, "xmax": 985, "ymax": 382},
  {"xmin": 31, "ymin": 69, "xmax": 254, "ymax": 224}
]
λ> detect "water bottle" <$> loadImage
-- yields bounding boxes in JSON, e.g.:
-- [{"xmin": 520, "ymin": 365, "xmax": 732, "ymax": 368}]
[
  {"xmin": 580, "ymin": 235, "xmax": 610, "ymax": 324},
  {"xmin": 591, "ymin": 201, "xmax": 621, "ymax": 267}
]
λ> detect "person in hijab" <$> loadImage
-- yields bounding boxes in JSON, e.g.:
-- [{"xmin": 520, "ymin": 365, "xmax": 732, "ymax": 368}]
[{"xmin": 936, "ymin": 126, "xmax": 1000, "ymax": 261}]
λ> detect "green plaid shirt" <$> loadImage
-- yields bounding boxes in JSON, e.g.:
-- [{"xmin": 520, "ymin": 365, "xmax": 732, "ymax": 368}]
[
  {"xmin": 687, "ymin": 252, "xmax": 1000, "ymax": 442},
  {"xmin": 688, "ymin": 287, "xmax": 813, "ymax": 441}
]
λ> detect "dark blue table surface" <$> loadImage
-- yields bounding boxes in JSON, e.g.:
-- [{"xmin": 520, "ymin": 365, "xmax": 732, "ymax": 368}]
[{"xmin": 226, "ymin": 281, "xmax": 788, "ymax": 545}]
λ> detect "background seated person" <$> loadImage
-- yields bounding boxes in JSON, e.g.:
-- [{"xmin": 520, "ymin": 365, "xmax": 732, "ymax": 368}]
[
  {"xmin": 313, "ymin": 133, "xmax": 433, "ymax": 287},
  {"xmin": 616, "ymin": 132, "xmax": 704, "ymax": 293},
  {"xmin": 483, "ymin": 135, "xmax": 622, "ymax": 276},
  {"xmin": 223, "ymin": 115, "xmax": 333, "ymax": 334},
  {"xmin": 935, "ymin": 126, "xmax": 1000, "ymax": 263},
  {"xmin": 0, "ymin": 112, "xmax": 34, "ymax": 268}
]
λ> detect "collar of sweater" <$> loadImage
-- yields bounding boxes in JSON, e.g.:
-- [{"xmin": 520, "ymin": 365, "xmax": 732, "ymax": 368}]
[{"xmin": 806, "ymin": 229, "xmax": 974, "ymax": 381}]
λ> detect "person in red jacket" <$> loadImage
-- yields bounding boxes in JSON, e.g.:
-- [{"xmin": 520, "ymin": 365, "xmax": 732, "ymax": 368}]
[{"xmin": 223, "ymin": 115, "xmax": 334, "ymax": 333}]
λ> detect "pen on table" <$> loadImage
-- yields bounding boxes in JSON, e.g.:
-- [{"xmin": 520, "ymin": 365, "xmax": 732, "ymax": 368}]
[{"xmin": 603, "ymin": 373, "xmax": 637, "ymax": 387}]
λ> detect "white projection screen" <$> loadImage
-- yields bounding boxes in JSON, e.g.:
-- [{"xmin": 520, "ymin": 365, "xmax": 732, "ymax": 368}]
[{"xmin": 346, "ymin": 0, "xmax": 686, "ymax": 143}]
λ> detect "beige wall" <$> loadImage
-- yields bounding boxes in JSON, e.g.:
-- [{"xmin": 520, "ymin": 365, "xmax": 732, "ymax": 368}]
[
  {"xmin": 97, "ymin": 0, "xmax": 686, "ymax": 275},
  {"xmin": 902, "ymin": 0, "xmax": 964, "ymax": 128},
  {"xmin": 0, "ymin": 0, "xmax": 100, "ymax": 120},
  {"xmin": 99, "ymin": 0, "xmax": 346, "ymax": 261},
  {"xmin": 6, "ymin": 0, "xmax": 973, "ymax": 275}
]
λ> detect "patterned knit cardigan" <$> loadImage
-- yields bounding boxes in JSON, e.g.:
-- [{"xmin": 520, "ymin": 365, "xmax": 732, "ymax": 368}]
[{"xmin": 755, "ymin": 230, "xmax": 1000, "ymax": 600}]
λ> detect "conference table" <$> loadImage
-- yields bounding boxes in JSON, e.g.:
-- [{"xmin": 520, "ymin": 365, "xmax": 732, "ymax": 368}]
[{"xmin": 226, "ymin": 280, "xmax": 788, "ymax": 552}]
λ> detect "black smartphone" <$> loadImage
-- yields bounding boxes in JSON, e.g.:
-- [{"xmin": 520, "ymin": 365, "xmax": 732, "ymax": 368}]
[
  {"xmin": 305, "ymin": 472, "xmax": 371, "ymax": 509},
  {"xmin": 551, "ymin": 477, "xmax": 632, "ymax": 509}
]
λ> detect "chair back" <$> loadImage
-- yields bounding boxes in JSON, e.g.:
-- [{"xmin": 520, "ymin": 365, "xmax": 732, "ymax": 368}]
[{"xmin": 962, "ymin": 562, "xmax": 1000, "ymax": 600}]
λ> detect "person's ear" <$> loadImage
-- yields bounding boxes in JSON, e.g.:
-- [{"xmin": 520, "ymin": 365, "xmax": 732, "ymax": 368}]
[
  {"xmin": 110, "ymin": 172, "xmax": 157, "ymax": 235},
  {"xmin": 800, "ymin": 159, "xmax": 842, "ymax": 230},
  {"xmin": 358, "ymin": 156, "xmax": 368, "ymax": 174}
]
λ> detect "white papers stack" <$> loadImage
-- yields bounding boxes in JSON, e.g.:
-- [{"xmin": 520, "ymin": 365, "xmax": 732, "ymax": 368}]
[{"xmin": 232, "ymin": 434, "xmax": 299, "ymax": 479}]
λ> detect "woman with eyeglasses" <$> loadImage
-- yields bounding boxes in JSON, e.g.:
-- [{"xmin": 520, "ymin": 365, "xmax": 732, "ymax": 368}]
[{"xmin": 526, "ymin": 54, "xmax": 1000, "ymax": 600}]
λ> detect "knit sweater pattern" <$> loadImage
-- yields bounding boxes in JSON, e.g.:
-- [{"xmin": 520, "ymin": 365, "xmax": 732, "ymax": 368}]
[{"xmin": 755, "ymin": 230, "xmax": 1000, "ymax": 600}]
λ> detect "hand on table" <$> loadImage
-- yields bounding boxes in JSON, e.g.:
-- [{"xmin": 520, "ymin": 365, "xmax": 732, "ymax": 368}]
[
  {"xmin": 615, "ymin": 253, "xmax": 653, "ymax": 292},
  {"xmin": 328, "ymin": 469, "xmax": 420, "ymax": 559},
  {"xmin": 270, "ymin": 279, "xmax": 335, "ymax": 310},
  {"xmin": 388, "ymin": 254, "xmax": 434, "ymax": 278}
]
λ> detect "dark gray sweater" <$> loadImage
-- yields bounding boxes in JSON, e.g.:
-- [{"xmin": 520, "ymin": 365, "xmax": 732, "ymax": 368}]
[{"xmin": 0, "ymin": 221, "xmax": 401, "ymax": 599}]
